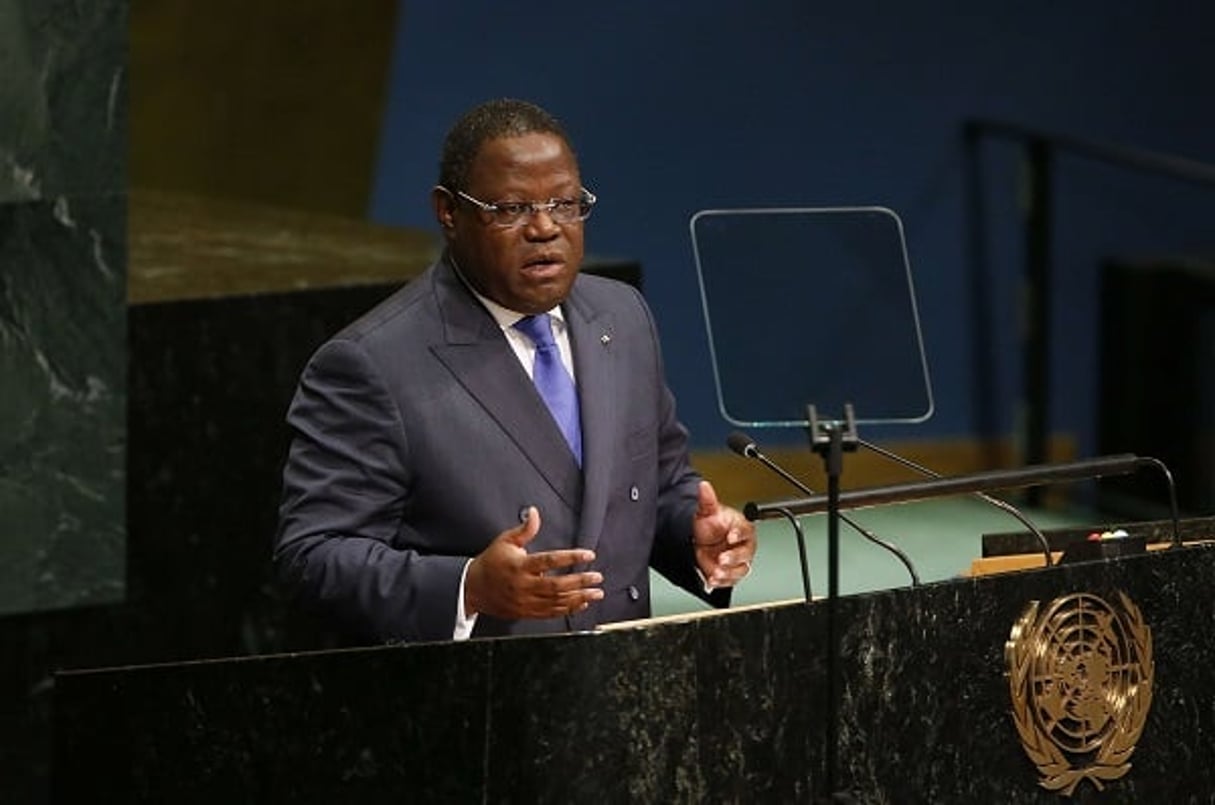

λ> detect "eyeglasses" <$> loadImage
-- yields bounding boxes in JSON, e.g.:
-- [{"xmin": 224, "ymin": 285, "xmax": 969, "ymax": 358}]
[{"xmin": 448, "ymin": 186, "xmax": 597, "ymax": 228}]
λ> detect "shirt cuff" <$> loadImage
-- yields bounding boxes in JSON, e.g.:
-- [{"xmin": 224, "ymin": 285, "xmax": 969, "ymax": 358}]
[{"xmin": 453, "ymin": 559, "xmax": 478, "ymax": 641}]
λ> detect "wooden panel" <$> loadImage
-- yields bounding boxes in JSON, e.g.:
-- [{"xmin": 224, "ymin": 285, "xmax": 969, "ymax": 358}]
[
  {"xmin": 967, "ymin": 539, "xmax": 1215, "ymax": 577},
  {"xmin": 691, "ymin": 434, "xmax": 1078, "ymax": 508},
  {"xmin": 130, "ymin": 0, "xmax": 398, "ymax": 216}
]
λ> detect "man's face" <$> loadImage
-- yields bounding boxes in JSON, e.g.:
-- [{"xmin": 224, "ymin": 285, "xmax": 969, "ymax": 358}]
[{"xmin": 437, "ymin": 132, "xmax": 585, "ymax": 315}]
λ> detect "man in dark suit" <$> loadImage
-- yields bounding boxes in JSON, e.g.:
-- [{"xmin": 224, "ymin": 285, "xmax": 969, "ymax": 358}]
[{"xmin": 275, "ymin": 99, "xmax": 756, "ymax": 644}]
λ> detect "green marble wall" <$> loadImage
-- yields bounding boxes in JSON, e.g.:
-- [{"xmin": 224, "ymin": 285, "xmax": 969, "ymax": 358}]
[{"xmin": 0, "ymin": 0, "xmax": 127, "ymax": 614}]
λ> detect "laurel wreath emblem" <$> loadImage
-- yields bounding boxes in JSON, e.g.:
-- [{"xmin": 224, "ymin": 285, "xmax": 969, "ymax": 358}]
[{"xmin": 1006, "ymin": 592, "xmax": 1153, "ymax": 796}]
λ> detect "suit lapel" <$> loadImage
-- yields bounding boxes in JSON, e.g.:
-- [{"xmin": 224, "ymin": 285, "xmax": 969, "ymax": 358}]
[
  {"xmin": 565, "ymin": 284, "xmax": 618, "ymax": 553},
  {"xmin": 428, "ymin": 261, "xmax": 583, "ymax": 513}
]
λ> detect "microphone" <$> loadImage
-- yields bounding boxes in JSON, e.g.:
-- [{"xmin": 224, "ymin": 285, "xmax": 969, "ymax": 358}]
[
  {"xmin": 726, "ymin": 431, "xmax": 761, "ymax": 460},
  {"xmin": 855, "ymin": 438, "xmax": 1055, "ymax": 569},
  {"xmin": 726, "ymin": 432, "xmax": 814, "ymax": 600},
  {"xmin": 1136, "ymin": 456, "xmax": 1183, "ymax": 548},
  {"xmin": 727, "ymin": 431, "xmax": 921, "ymax": 587}
]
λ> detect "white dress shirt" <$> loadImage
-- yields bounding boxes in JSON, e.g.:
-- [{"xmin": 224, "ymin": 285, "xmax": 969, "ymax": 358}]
[{"xmin": 451, "ymin": 289, "xmax": 577, "ymax": 640}]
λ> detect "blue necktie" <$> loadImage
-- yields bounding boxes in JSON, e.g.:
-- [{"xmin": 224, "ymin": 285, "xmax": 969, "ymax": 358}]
[{"xmin": 514, "ymin": 313, "xmax": 582, "ymax": 466}]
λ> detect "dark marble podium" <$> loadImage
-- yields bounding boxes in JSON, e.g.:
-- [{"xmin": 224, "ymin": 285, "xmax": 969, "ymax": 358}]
[{"xmin": 54, "ymin": 538, "xmax": 1215, "ymax": 803}]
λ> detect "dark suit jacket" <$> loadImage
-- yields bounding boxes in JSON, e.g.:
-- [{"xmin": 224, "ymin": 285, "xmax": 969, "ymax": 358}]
[{"xmin": 275, "ymin": 255, "xmax": 728, "ymax": 643}]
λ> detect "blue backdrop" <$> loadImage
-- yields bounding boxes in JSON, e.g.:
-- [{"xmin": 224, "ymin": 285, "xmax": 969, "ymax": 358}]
[{"xmin": 369, "ymin": 1, "xmax": 1215, "ymax": 452}]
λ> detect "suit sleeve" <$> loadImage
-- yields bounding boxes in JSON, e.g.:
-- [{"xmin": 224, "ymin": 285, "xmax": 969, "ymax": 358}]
[
  {"xmin": 632, "ymin": 290, "xmax": 732, "ymax": 608},
  {"xmin": 274, "ymin": 338, "xmax": 465, "ymax": 643}
]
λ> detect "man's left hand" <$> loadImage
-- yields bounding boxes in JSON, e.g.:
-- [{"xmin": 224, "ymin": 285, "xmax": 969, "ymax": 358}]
[{"xmin": 692, "ymin": 480, "xmax": 758, "ymax": 588}]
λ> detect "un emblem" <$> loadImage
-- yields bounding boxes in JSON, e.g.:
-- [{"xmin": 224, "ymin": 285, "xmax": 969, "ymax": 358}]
[{"xmin": 1005, "ymin": 592, "xmax": 1154, "ymax": 796}]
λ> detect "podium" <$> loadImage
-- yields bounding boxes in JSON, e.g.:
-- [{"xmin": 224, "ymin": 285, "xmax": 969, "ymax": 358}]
[{"xmin": 54, "ymin": 524, "xmax": 1215, "ymax": 803}]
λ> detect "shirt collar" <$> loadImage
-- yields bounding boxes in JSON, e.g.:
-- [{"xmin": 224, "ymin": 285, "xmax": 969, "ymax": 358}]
[{"xmin": 477, "ymin": 291, "xmax": 567, "ymax": 332}]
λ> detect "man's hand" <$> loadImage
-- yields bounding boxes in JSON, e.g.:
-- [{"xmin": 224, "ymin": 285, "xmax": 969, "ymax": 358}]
[
  {"xmin": 692, "ymin": 480, "xmax": 758, "ymax": 588},
  {"xmin": 464, "ymin": 506, "xmax": 604, "ymax": 619}
]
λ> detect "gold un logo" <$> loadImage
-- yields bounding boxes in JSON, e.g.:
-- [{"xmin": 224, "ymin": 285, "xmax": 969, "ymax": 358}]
[{"xmin": 1005, "ymin": 592, "xmax": 1154, "ymax": 796}]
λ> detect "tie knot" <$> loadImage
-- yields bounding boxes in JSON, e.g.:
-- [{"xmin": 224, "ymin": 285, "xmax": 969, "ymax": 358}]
[{"xmin": 514, "ymin": 313, "xmax": 557, "ymax": 349}]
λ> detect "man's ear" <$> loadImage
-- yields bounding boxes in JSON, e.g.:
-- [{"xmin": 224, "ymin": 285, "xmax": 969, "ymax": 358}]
[{"xmin": 432, "ymin": 186, "xmax": 456, "ymax": 232}]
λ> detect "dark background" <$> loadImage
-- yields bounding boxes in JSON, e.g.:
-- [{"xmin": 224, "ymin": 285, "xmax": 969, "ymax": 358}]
[{"xmin": 1, "ymin": 1, "xmax": 1213, "ymax": 801}]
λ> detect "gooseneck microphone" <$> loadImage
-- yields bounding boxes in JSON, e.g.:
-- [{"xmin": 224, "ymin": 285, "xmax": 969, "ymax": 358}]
[
  {"xmin": 1134, "ymin": 456, "xmax": 1183, "ymax": 548},
  {"xmin": 727, "ymin": 431, "xmax": 921, "ymax": 588},
  {"xmin": 725, "ymin": 434, "xmax": 816, "ymax": 601},
  {"xmin": 855, "ymin": 438, "xmax": 1055, "ymax": 569}
]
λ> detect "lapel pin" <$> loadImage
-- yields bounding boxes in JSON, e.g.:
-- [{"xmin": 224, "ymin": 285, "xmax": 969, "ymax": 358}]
[{"xmin": 600, "ymin": 333, "xmax": 611, "ymax": 345}]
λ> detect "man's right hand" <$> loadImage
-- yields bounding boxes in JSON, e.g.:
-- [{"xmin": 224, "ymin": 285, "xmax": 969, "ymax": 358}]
[{"xmin": 464, "ymin": 506, "xmax": 604, "ymax": 620}]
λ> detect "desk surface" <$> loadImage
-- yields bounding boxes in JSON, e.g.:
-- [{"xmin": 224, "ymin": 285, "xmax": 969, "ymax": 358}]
[
  {"xmin": 128, "ymin": 189, "xmax": 438, "ymax": 304},
  {"xmin": 968, "ymin": 538, "xmax": 1215, "ymax": 576}
]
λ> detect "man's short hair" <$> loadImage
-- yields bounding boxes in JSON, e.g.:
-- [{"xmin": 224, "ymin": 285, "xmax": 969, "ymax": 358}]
[{"xmin": 438, "ymin": 99, "xmax": 574, "ymax": 192}]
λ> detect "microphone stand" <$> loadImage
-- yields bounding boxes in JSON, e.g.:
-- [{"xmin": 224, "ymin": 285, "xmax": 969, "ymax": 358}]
[
  {"xmin": 745, "ymin": 453, "xmax": 1148, "ymax": 520},
  {"xmin": 807, "ymin": 404, "xmax": 858, "ymax": 803},
  {"xmin": 727, "ymin": 431, "xmax": 919, "ymax": 590},
  {"xmin": 769, "ymin": 506, "xmax": 813, "ymax": 601}
]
